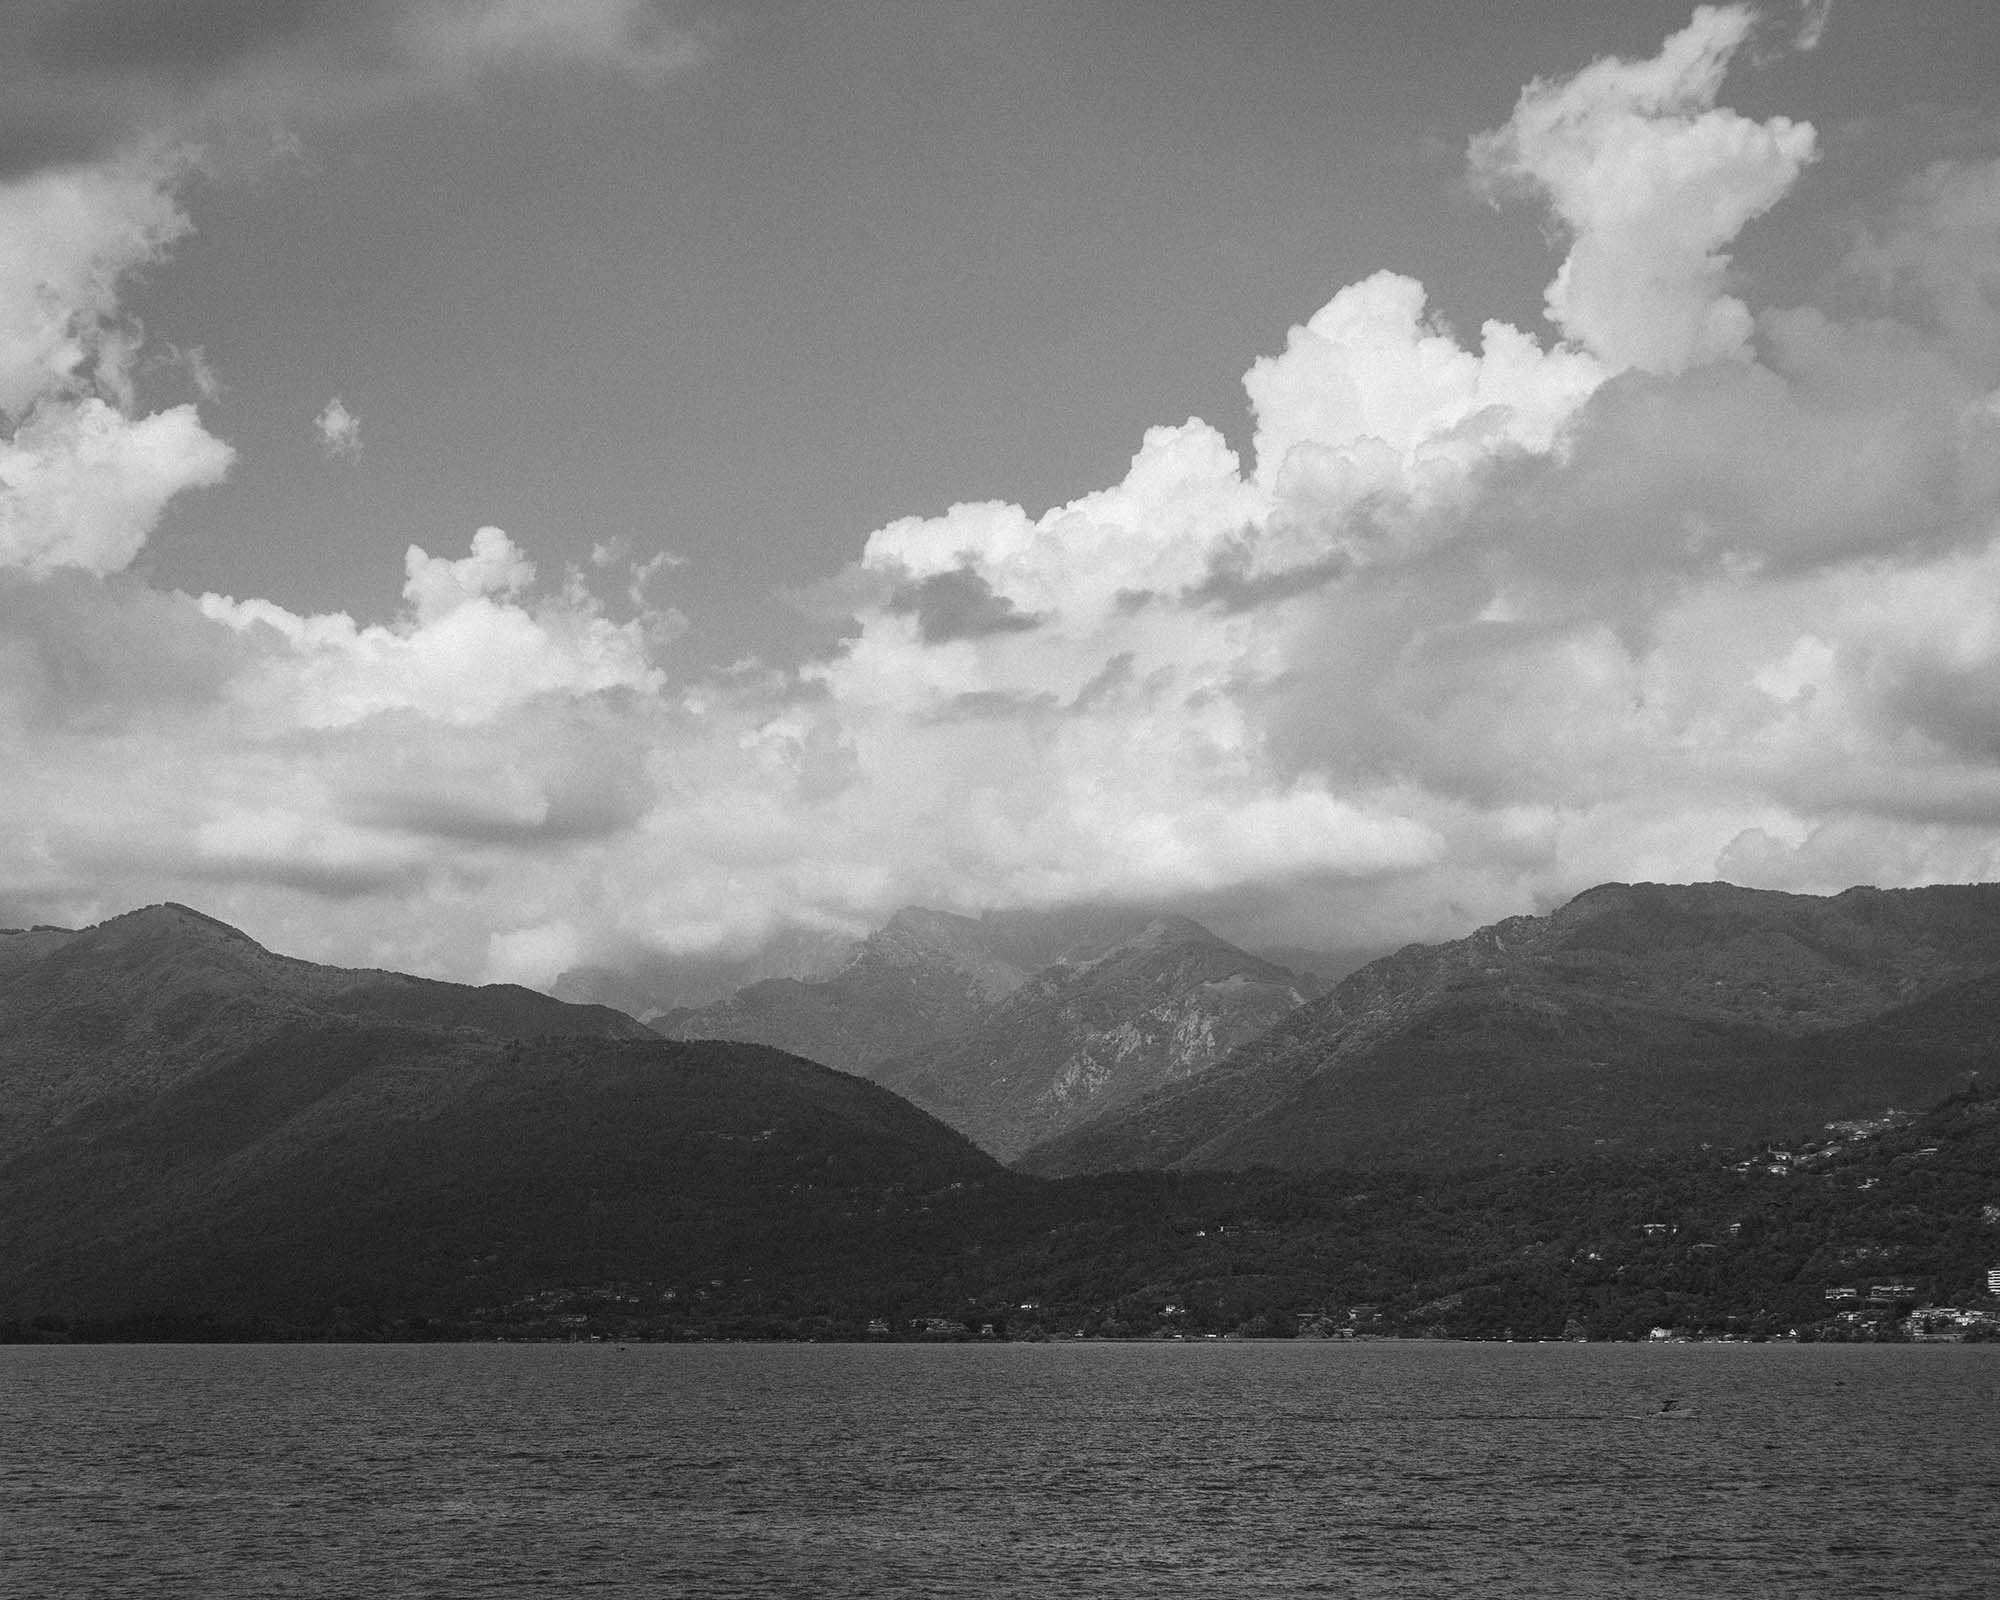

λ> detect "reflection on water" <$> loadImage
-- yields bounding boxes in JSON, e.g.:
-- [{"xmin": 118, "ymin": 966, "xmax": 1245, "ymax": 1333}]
[{"xmin": 4, "ymin": 1341, "xmax": 1996, "ymax": 1597}]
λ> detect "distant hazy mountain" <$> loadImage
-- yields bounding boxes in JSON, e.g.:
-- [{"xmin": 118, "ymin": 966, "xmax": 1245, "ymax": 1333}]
[
  {"xmin": 653, "ymin": 906, "xmax": 1318, "ymax": 1155},
  {"xmin": 650, "ymin": 907, "xmax": 1030, "ymax": 1069},
  {"xmin": 649, "ymin": 905, "xmax": 1196, "ymax": 1069},
  {"xmin": 550, "ymin": 922, "xmax": 861, "ymax": 1018},
  {"xmin": 0, "ymin": 906, "xmax": 999, "ymax": 1328},
  {"xmin": 1018, "ymin": 881, "xmax": 2000, "ymax": 1175},
  {"xmin": 0, "ymin": 903, "xmax": 650, "ymax": 1162},
  {"xmin": 868, "ymin": 917, "xmax": 1314, "ymax": 1159}
]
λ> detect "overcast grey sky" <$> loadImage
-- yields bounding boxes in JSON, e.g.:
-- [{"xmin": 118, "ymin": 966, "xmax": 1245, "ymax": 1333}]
[{"xmin": 6, "ymin": 2, "xmax": 2000, "ymax": 985}]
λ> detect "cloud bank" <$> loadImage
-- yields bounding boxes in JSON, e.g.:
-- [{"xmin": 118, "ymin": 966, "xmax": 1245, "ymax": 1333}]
[{"xmin": 7, "ymin": 5, "xmax": 2000, "ymax": 987}]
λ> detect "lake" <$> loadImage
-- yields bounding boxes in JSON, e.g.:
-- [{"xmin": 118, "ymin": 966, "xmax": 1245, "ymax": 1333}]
[{"xmin": 4, "ymin": 1340, "xmax": 1995, "ymax": 1596}]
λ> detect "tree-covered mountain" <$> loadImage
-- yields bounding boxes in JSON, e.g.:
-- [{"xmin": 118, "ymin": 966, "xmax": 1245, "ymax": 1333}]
[
  {"xmin": 0, "ymin": 905, "xmax": 1004, "ymax": 1330},
  {"xmin": 4, "ymin": 898, "xmax": 1998, "ymax": 1342},
  {"xmin": 1019, "ymin": 882, "xmax": 2000, "ymax": 1174},
  {"xmin": 0, "ymin": 904, "xmax": 652, "ymax": 1162},
  {"xmin": 13, "ymin": 1049, "xmax": 1996, "ymax": 1344}
]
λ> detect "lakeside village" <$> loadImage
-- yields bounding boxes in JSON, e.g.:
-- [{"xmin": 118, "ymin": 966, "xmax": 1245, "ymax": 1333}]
[
  {"xmin": 453, "ymin": 1102, "xmax": 2000, "ymax": 1347},
  {"xmin": 465, "ymin": 1268, "xmax": 2000, "ymax": 1345}
]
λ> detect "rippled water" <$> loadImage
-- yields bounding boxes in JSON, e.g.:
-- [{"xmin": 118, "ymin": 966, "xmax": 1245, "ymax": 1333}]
[{"xmin": 5, "ymin": 1340, "xmax": 1996, "ymax": 1597}]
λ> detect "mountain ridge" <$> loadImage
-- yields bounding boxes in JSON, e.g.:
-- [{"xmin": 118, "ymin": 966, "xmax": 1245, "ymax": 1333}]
[
  {"xmin": 5, "ymin": 892, "xmax": 2000, "ymax": 1339},
  {"xmin": 1018, "ymin": 881, "xmax": 2000, "ymax": 1174},
  {"xmin": 0, "ymin": 902, "xmax": 654, "ymax": 1161},
  {"xmin": 0, "ymin": 903, "xmax": 1004, "ymax": 1327}
]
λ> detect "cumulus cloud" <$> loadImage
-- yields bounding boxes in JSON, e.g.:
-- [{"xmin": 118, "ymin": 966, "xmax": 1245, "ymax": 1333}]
[
  {"xmin": 0, "ymin": 152, "xmax": 186, "ymax": 412},
  {"xmin": 0, "ymin": 526, "xmax": 679, "ymax": 977},
  {"xmin": 1, "ymin": 397, "xmax": 232, "ymax": 576},
  {"xmin": 315, "ymin": 396, "xmax": 360, "ymax": 459},
  {"xmin": 0, "ymin": 152, "xmax": 234, "ymax": 576},
  {"xmin": 8, "ymin": 7, "xmax": 2000, "ymax": 990},
  {"xmin": 1468, "ymin": 3, "xmax": 1816, "ymax": 373},
  {"xmin": 198, "ymin": 526, "xmax": 663, "ymax": 729}
]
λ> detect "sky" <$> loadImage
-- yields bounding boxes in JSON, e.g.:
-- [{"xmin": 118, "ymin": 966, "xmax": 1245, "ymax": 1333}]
[{"xmin": 5, "ymin": 0, "xmax": 2000, "ymax": 988}]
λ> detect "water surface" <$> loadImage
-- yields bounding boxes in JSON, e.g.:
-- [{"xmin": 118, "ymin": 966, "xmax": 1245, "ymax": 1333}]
[{"xmin": 5, "ymin": 1341, "xmax": 1995, "ymax": 1596}]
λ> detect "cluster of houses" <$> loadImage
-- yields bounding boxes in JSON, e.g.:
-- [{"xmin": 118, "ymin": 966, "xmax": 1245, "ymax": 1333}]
[
  {"xmin": 1726, "ymin": 1111, "xmax": 1924, "ymax": 1179},
  {"xmin": 1901, "ymin": 1304, "xmax": 2000, "ymax": 1341},
  {"xmin": 1817, "ymin": 1265, "xmax": 2000, "ymax": 1340}
]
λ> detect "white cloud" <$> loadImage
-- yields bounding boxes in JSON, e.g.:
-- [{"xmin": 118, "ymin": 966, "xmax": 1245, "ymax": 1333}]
[
  {"xmin": 0, "ymin": 152, "xmax": 189, "ymax": 415},
  {"xmin": 8, "ymin": 9, "xmax": 2000, "ymax": 990},
  {"xmin": 1468, "ymin": 3, "xmax": 1817, "ymax": 373},
  {"xmin": 315, "ymin": 396, "xmax": 361, "ymax": 459},
  {"xmin": 0, "ymin": 152, "xmax": 233, "ymax": 577},
  {"xmin": 1, "ymin": 398, "xmax": 232, "ymax": 576},
  {"xmin": 199, "ymin": 527, "xmax": 663, "ymax": 729},
  {"xmin": 1241, "ymin": 270, "xmax": 1606, "ymax": 577}
]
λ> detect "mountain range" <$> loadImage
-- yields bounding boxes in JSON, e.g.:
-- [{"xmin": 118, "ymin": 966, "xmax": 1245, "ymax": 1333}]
[
  {"xmin": 1018, "ymin": 881, "xmax": 2000, "ymax": 1173},
  {"xmin": 6, "ymin": 882, "xmax": 2000, "ymax": 1337}
]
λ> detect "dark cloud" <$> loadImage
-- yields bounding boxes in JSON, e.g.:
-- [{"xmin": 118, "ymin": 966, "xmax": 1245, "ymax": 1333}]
[
  {"xmin": 0, "ymin": 572, "xmax": 249, "ymax": 730},
  {"xmin": 0, "ymin": 101, "xmax": 132, "ymax": 178},
  {"xmin": 182, "ymin": 854, "xmax": 426, "ymax": 900},
  {"xmin": 25, "ymin": 0, "xmax": 366, "ymax": 83},
  {"xmin": 1070, "ymin": 652, "xmax": 1135, "ymax": 712},
  {"xmin": 925, "ymin": 689, "xmax": 1060, "ymax": 723},
  {"xmin": 889, "ymin": 566, "xmax": 1045, "ymax": 644},
  {"xmin": 1183, "ymin": 546, "xmax": 1350, "ymax": 613},
  {"xmin": 343, "ymin": 787, "xmax": 647, "ymax": 847},
  {"xmin": 0, "ymin": 892, "xmax": 76, "ymax": 932},
  {"xmin": 1476, "ymin": 334, "xmax": 1999, "ymax": 610},
  {"xmin": 1767, "ymin": 765, "xmax": 2000, "ymax": 831},
  {"xmin": 1872, "ymin": 655, "xmax": 2000, "ymax": 770},
  {"xmin": 0, "ymin": 0, "xmax": 386, "ymax": 174}
]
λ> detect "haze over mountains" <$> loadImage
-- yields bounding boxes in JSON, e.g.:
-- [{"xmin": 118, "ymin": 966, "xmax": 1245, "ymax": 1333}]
[{"xmin": 654, "ymin": 908, "xmax": 1317, "ymax": 1159}]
